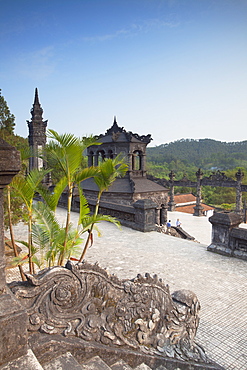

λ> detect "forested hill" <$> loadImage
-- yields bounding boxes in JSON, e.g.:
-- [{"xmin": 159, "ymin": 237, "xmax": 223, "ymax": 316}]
[{"xmin": 146, "ymin": 139, "xmax": 247, "ymax": 170}]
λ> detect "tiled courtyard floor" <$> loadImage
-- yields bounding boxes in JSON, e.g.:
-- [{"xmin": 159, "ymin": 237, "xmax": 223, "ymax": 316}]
[{"xmin": 6, "ymin": 209, "xmax": 247, "ymax": 370}]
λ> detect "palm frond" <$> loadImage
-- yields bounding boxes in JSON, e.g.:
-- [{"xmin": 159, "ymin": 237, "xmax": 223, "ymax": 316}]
[
  {"xmin": 49, "ymin": 176, "xmax": 69, "ymax": 210},
  {"xmin": 74, "ymin": 166, "xmax": 99, "ymax": 183},
  {"xmin": 33, "ymin": 201, "xmax": 60, "ymax": 239},
  {"xmin": 76, "ymin": 186, "xmax": 90, "ymax": 224},
  {"xmin": 47, "ymin": 129, "xmax": 79, "ymax": 147},
  {"xmin": 79, "ymin": 214, "xmax": 121, "ymax": 230},
  {"xmin": 32, "ymin": 223, "xmax": 50, "ymax": 249}
]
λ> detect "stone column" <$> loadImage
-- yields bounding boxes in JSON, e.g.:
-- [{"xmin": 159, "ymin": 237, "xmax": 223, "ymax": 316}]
[
  {"xmin": 93, "ymin": 153, "xmax": 98, "ymax": 166},
  {"xmin": 128, "ymin": 152, "xmax": 133, "ymax": 172},
  {"xmin": 155, "ymin": 207, "xmax": 160, "ymax": 225},
  {"xmin": 88, "ymin": 153, "xmax": 93, "ymax": 167},
  {"xmin": 193, "ymin": 168, "xmax": 204, "ymax": 217},
  {"xmin": 141, "ymin": 153, "xmax": 146, "ymax": 172},
  {"xmin": 244, "ymin": 200, "xmax": 247, "ymax": 223},
  {"xmin": 235, "ymin": 169, "xmax": 244, "ymax": 214},
  {"xmin": 0, "ymin": 139, "xmax": 28, "ymax": 365},
  {"xmin": 168, "ymin": 171, "xmax": 176, "ymax": 211},
  {"xmin": 160, "ymin": 204, "xmax": 168, "ymax": 225}
]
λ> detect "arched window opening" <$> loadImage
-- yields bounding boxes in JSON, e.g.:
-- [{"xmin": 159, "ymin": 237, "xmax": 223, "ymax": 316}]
[{"xmin": 108, "ymin": 149, "xmax": 114, "ymax": 159}]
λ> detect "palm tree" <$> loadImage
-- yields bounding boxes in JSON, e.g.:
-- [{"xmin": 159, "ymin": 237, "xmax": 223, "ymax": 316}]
[
  {"xmin": 31, "ymin": 201, "xmax": 84, "ymax": 268},
  {"xmin": 11, "ymin": 168, "xmax": 51, "ymax": 274},
  {"xmin": 79, "ymin": 155, "xmax": 128, "ymax": 262},
  {"xmin": 45, "ymin": 130, "xmax": 100, "ymax": 265},
  {"xmin": 6, "ymin": 185, "xmax": 26, "ymax": 280},
  {"xmin": 6, "ymin": 146, "xmax": 48, "ymax": 277}
]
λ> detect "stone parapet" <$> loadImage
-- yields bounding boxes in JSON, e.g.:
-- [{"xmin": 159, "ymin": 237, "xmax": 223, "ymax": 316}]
[
  {"xmin": 207, "ymin": 211, "xmax": 247, "ymax": 260},
  {"xmin": 0, "ymin": 139, "xmax": 28, "ymax": 366}
]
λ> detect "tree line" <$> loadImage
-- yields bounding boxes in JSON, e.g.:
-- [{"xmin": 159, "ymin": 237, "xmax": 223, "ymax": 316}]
[
  {"xmin": 147, "ymin": 138, "xmax": 247, "ymax": 170},
  {"xmin": 146, "ymin": 139, "xmax": 247, "ymax": 208}
]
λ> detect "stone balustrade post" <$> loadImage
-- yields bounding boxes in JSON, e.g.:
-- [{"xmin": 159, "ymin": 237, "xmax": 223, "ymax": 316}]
[
  {"xmin": 193, "ymin": 168, "xmax": 204, "ymax": 216},
  {"xmin": 160, "ymin": 204, "xmax": 168, "ymax": 225},
  {"xmin": 235, "ymin": 169, "xmax": 244, "ymax": 214},
  {"xmin": 168, "ymin": 171, "xmax": 176, "ymax": 211}
]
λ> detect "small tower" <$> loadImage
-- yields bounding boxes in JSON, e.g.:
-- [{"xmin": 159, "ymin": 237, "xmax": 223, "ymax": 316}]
[
  {"xmin": 87, "ymin": 116, "xmax": 152, "ymax": 179},
  {"xmin": 82, "ymin": 117, "xmax": 169, "ymax": 228},
  {"xmin": 27, "ymin": 88, "xmax": 48, "ymax": 172}
]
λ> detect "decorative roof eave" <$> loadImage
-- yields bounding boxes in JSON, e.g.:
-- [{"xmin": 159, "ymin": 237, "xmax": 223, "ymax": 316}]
[{"xmin": 98, "ymin": 117, "xmax": 152, "ymax": 144}]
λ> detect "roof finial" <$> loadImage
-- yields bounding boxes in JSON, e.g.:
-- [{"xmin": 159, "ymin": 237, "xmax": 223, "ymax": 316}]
[
  {"xmin": 113, "ymin": 116, "xmax": 117, "ymax": 124},
  {"xmin": 34, "ymin": 88, "xmax": 40, "ymax": 105}
]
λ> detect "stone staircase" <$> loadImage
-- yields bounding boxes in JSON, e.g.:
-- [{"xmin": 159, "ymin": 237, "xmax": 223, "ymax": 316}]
[{"xmin": 0, "ymin": 350, "xmax": 171, "ymax": 370}]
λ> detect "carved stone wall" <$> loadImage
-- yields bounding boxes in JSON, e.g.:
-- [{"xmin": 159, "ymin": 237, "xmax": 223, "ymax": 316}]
[
  {"xmin": 0, "ymin": 139, "xmax": 28, "ymax": 366},
  {"xmin": 9, "ymin": 261, "xmax": 211, "ymax": 365}
]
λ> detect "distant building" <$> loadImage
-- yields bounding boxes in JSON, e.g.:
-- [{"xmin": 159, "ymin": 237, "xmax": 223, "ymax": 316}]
[
  {"xmin": 174, "ymin": 193, "xmax": 214, "ymax": 216},
  {"xmin": 81, "ymin": 118, "xmax": 169, "ymax": 227},
  {"xmin": 27, "ymin": 88, "xmax": 48, "ymax": 173}
]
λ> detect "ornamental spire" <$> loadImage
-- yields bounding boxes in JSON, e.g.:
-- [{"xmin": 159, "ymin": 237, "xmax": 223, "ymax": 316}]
[{"xmin": 34, "ymin": 87, "xmax": 40, "ymax": 106}]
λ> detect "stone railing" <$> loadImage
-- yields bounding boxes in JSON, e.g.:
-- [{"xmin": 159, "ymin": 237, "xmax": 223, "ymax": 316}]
[
  {"xmin": 72, "ymin": 196, "xmax": 158, "ymax": 232},
  {"xmin": 10, "ymin": 260, "xmax": 211, "ymax": 366}
]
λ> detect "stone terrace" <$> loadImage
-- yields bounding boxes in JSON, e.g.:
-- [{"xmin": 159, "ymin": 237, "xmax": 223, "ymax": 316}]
[{"xmin": 6, "ymin": 210, "xmax": 247, "ymax": 370}]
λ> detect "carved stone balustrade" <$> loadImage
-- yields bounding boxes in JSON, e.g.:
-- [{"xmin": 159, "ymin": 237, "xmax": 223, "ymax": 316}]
[{"xmin": 9, "ymin": 261, "xmax": 213, "ymax": 366}]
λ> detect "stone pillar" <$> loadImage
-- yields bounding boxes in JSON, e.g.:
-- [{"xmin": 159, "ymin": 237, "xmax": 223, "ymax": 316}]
[
  {"xmin": 155, "ymin": 207, "xmax": 160, "ymax": 225},
  {"xmin": 133, "ymin": 199, "xmax": 157, "ymax": 232},
  {"xmin": 193, "ymin": 168, "xmax": 204, "ymax": 216},
  {"xmin": 94, "ymin": 153, "xmax": 98, "ymax": 166},
  {"xmin": 88, "ymin": 153, "xmax": 93, "ymax": 167},
  {"xmin": 128, "ymin": 152, "xmax": 133, "ymax": 172},
  {"xmin": 235, "ymin": 169, "xmax": 244, "ymax": 214},
  {"xmin": 141, "ymin": 153, "xmax": 146, "ymax": 172},
  {"xmin": 244, "ymin": 200, "xmax": 247, "ymax": 223},
  {"xmin": 168, "ymin": 171, "xmax": 176, "ymax": 211},
  {"xmin": 207, "ymin": 211, "xmax": 242, "ymax": 256},
  {"xmin": 160, "ymin": 204, "xmax": 168, "ymax": 225},
  {"xmin": 0, "ymin": 139, "xmax": 28, "ymax": 365}
]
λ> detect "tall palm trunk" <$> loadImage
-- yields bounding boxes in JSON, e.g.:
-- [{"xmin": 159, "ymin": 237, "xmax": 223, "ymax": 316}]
[
  {"xmin": 28, "ymin": 211, "xmax": 34, "ymax": 274},
  {"xmin": 58, "ymin": 182, "xmax": 73, "ymax": 266},
  {"xmin": 79, "ymin": 191, "xmax": 102, "ymax": 262},
  {"xmin": 7, "ymin": 186, "xmax": 26, "ymax": 281}
]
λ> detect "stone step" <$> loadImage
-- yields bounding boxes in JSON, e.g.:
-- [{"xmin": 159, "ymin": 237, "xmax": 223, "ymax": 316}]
[
  {"xmin": 80, "ymin": 355, "xmax": 112, "ymax": 370},
  {"xmin": 0, "ymin": 349, "xmax": 43, "ymax": 370},
  {"xmin": 111, "ymin": 359, "xmax": 133, "ymax": 370},
  {"xmin": 134, "ymin": 364, "xmax": 152, "ymax": 370},
  {"xmin": 42, "ymin": 353, "xmax": 170, "ymax": 370},
  {"xmin": 43, "ymin": 352, "xmax": 82, "ymax": 370}
]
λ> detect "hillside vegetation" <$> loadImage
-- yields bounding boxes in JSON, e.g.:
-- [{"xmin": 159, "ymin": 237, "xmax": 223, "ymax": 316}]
[
  {"xmin": 147, "ymin": 139, "xmax": 247, "ymax": 171},
  {"xmin": 146, "ymin": 139, "xmax": 247, "ymax": 208}
]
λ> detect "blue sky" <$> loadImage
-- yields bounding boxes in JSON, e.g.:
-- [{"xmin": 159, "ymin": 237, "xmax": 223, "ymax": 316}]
[{"xmin": 1, "ymin": 0, "xmax": 247, "ymax": 146}]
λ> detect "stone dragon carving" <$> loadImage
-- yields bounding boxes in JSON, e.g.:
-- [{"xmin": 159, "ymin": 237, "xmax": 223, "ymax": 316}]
[{"xmin": 9, "ymin": 261, "xmax": 208, "ymax": 364}]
